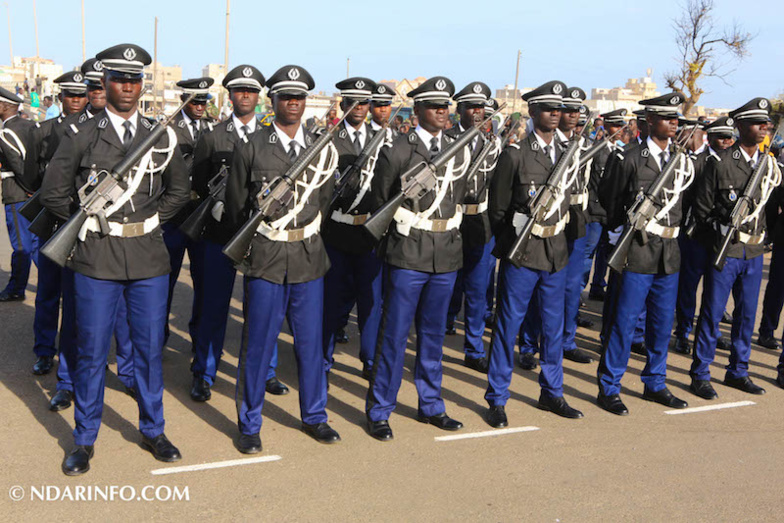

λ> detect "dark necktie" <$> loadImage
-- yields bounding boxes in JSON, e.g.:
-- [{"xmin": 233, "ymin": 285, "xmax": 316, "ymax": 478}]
[
  {"xmin": 191, "ymin": 120, "xmax": 199, "ymax": 141},
  {"xmin": 122, "ymin": 120, "xmax": 133, "ymax": 147},
  {"xmin": 544, "ymin": 145, "xmax": 552, "ymax": 166},
  {"xmin": 353, "ymin": 130, "xmax": 362, "ymax": 154},
  {"xmin": 429, "ymin": 136, "xmax": 440, "ymax": 160},
  {"xmin": 288, "ymin": 143, "xmax": 298, "ymax": 161},
  {"xmin": 659, "ymin": 151, "xmax": 668, "ymax": 171},
  {"xmin": 241, "ymin": 125, "xmax": 251, "ymax": 138}
]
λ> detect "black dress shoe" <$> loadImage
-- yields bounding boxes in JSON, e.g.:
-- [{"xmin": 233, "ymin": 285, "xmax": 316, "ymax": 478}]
[
  {"xmin": 49, "ymin": 389, "xmax": 73, "ymax": 411},
  {"xmin": 0, "ymin": 289, "xmax": 24, "ymax": 302},
  {"xmin": 485, "ymin": 406, "xmax": 508, "ymax": 428},
  {"xmin": 464, "ymin": 356, "xmax": 489, "ymax": 373},
  {"xmin": 576, "ymin": 315, "xmax": 594, "ymax": 328},
  {"xmin": 690, "ymin": 379, "xmax": 718, "ymax": 399},
  {"xmin": 724, "ymin": 375, "xmax": 766, "ymax": 395},
  {"xmin": 563, "ymin": 348, "xmax": 593, "ymax": 364},
  {"xmin": 642, "ymin": 386, "xmax": 688, "ymax": 409},
  {"xmin": 538, "ymin": 394, "xmax": 584, "ymax": 419},
  {"xmin": 302, "ymin": 422, "xmax": 341, "ymax": 444},
  {"xmin": 716, "ymin": 336, "xmax": 731, "ymax": 351},
  {"xmin": 630, "ymin": 342, "xmax": 646, "ymax": 355},
  {"xmin": 32, "ymin": 356, "xmax": 54, "ymax": 375},
  {"xmin": 597, "ymin": 392, "xmax": 629, "ymax": 416},
  {"xmin": 672, "ymin": 337, "xmax": 691, "ymax": 355},
  {"xmin": 62, "ymin": 445, "xmax": 94, "ymax": 476},
  {"xmin": 776, "ymin": 371, "xmax": 784, "ymax": 389},
  {"xmin": 335, "ymin": 328, "xmax": 349, "ymax": 344},
  {"xmin": 756, "ymin": 335, "xmax": 781, "ymax": 350},
  {"xmin": 265, "ymin": 377, "xmax": 289, "ymax": 395},
  {"xmin": 721, "ymin": 310, "xmax": 732, "ymax": 324},
  {"xmin": 361, "ymin": 364, "xmax": 372, "ymax": 381},
  {"xmin": 367, "ymin": 419, "xmax": 393, "ymax": 441},
  {"xmin": 445, "ymin": 322, "xmax": 457, "ymax": 335},
  {"xmin": 141, "ymin": 433, "xmax": 182, "ymax": 462},
  {"xmin": 417, "ymin": 411, "xmax": 463, "ymax": 431},
  {"xmin": 518, "ymin": 352, "xmax": 538, "ymax": 370},
  {"xmin": 236, "ymin": 433, "xmax": 262, "ymax": 454},
  {"xmin": 588, "ymin": 288, "xmax": 606, "ymax": 301},
  {"xmin": 125, "ymin": 386, "xmax": 138, "ymax": 400},
  {"xmin": 190, "ymin": 376, "xmax": 211, "ymax": 402}
]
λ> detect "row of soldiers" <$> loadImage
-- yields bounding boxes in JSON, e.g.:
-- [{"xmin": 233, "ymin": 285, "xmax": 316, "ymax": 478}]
[{"xmin": 0, "ymin": 43, "xmax": 781, "ymax": 477}]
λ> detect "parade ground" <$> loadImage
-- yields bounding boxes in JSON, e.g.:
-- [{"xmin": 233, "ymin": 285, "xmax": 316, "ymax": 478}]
[{"xmin": 1, "ymin": 223, "xmax": 783, "ymax": 522}]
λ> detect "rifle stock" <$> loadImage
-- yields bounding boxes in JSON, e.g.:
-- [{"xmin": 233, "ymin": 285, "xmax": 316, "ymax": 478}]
[
  {"xmin": 19, "ymin": 191, "xmax": 43, "ymax": 221},
  {"xmin": 179, "ymin": 194, "xmax": 215, "ymax": 241}
]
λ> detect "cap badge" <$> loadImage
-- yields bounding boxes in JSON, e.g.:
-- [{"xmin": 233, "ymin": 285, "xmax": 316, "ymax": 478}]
[
  {"xmin": 288, "ymin": 68, "xmax": 300, "ymax": 81},
  {"xmin": 473, "ymin": 84, "xmax": 483, "ymax": 94},
  {"xmin": 378, "ymin": 85, "xmax": 386, "ymax": 93},
  {"xmin": 759, "ymin": 99, "xmax": 769, "ymax": 109},
  {"xmin": 670, "ymin": 95, "xmax": 681, "ymax": 105},
  {"xmin": 356, "ymin": 80, "xmax": 365, "ymax": 89},
  {"xmin": 199, "ymin": 81, "xmax": 208, "ymax": 89},
  {"xmin": 726, "ymin": 117, "xmax": 734, "ymax": 126},
  {"xmin": 571, "ymin": 89, "xmax": 579, "ymax": 98},
  {"xmin": 242, "ymin": 67, "xmax": 252, "ymax": 78},
  {"xmin": 579, "ymin": 106, "xmax": 587, "ymax": 114},
  {"xmin": 553, "ymin": 84, "xmax": 563, "ymax": 94},
  {"xmin": 73, "ymin": 73, "xmax": 83, "ymax": 82},
  {"xmin": 94, "ymin": 61, "xmax": 103, "ymax": 71},
  {"xmin": 435, "ymin": 79, "xmax": 447, "ymax": 91},
  {"xmin": 123, "ymin": 48, "xmax": 137, "ymax": 61}
]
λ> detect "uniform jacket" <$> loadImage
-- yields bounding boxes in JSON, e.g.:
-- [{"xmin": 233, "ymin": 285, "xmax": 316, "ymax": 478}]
[
  {"xmin": 0, "ymin": 115, "xmax": 39, "ymax": 204},
  {"xmin": 40, "ymin": 109, "xmax": 190, "ymax": 280},
  {"xmin": 563, "ymin": 132, "xmax": 590, "ymax": 241},
  {"xmin": 170, "ymin": 111, "xmax": 212, "ymax": 227}
]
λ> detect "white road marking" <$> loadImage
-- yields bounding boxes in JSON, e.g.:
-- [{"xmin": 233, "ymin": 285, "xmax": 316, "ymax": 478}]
[
  {"xmin": 434, "ymin": 426, "xmax": 540, "ymax": 442},
  {"xmin": 150, "ymin": 455, "xmax": 282, "ymax": 475},
  {"xmin": 664, "ymin": 400, "xmax": 756, "ymax": 415}
]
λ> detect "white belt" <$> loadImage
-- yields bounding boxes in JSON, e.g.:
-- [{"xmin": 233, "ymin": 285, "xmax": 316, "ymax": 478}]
[
  {"xmin": 645, "ymin": 221, "xmax": 680, "ymax": 239},
  {"xmin": 570, "ymin": 192, "xmax": 588, "ymax": 210},
  {"xmin": 463, "ymin": 199, "xmax": 488, "ymax": 216},
  {"xmin": 738, "ymin": 230, "xmax": 765, "ymax": 245},
  {"xmin": 393, "ymin": 206, "xmax": 462, "ymax": 235},
  {"xmin": 83, "ymin": 213, "xmax": 160, "ymax": 238},
  {"xmin": 0, "ymin": 171, "xmax": 15, "ymax": 179},
  {"xmin": 513, "ymin": 212, "xmax": 569, "ymax": 238},
  {"xmin": 330, "ymin": 209, "xmax": 370, "ymax": 226},
  {"xmin": 257, "ymin": 212, "xmax": 321, "ymax": 242}
]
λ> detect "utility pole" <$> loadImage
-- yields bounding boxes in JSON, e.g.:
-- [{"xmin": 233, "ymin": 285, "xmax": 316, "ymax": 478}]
[
  {"xmin": 80, "ymin": 0, "xmax": 86, "ymax": 62},
  {"xmin": 512, "ymin": 49, "xmax": 521, "ymax": 114},
  {"xmin": 32, "ymin": 0, "xmax": 39, "ymax": 57},
  {"xmin": 153, "ymin": 17, "xmax": 158, "ymax": 116},
  {"xmin": 346, "ymin": 57, "xmax": 349, "ymax": 79},
  {"xmin": 221, "ymin": 0, "xmax": 230, "ymax": 112},
  {"xmin": 4, "ymin": 3, "xmax": 12, "ymax": 66}
]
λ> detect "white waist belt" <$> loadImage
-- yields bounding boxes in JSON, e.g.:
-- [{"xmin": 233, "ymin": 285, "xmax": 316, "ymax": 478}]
[
  {"xmin": 570, "ymin": 192, "xmax": 588, "ymax": 210},
  {"xmin": 83, "ymin": 213, "xmax": 160, "ymax": 238},
  {"xmin": 645, "ymin": 221, "xmax": 680, "ymax": 239},
  {"xmin": 330, "ymin": 209, "xmax": 370, "ymax": 226},
  {"xmin": 257, "ymin": 212, "xmax": 321, "ymax": 242},
  {"xmin": 513, "ymin": 212, "xmax": 569, "ymax": 238},
  {"xmin": 738, "ymin": 230, "xmax": 764, "ymax": 245},
  {"xmin": 0, "ymin": 171, "xmax": 15, "ymax": 179},
  {"xmin": 463, "ymin": 199, "xmax": 488, "ymax": 216},
  {"xmin": 393, "ymin": 206, "xmax": 462, "ymax": 236}
]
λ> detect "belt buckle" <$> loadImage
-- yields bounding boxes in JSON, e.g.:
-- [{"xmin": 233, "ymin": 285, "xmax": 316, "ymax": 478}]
[
  {"xmin": 353, "ymin": 214, "xmax": 368, "ymax": 225},
  {"xmin": 541, "ymin": 225, "xmax": 555, "ymax": 237},
  {"xmin": 431, "ymin": 220, "xmax": 447, "ymax": 232},
  {"xmin": 288, "ymin": 228, "xmax": 305, "ymax": 242},
  {"xmin": 465, "ymin": 204, "xmax": 478, "ymax": 215},
  {"xmin": 123, "ymin": 222, "xmax": 144, "ymax": 237}
]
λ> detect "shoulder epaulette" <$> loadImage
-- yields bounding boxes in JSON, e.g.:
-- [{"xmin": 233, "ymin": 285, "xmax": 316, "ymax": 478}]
[{"xmin": 69, "ymin": 124, "xmax": 79, "ymax": 134}]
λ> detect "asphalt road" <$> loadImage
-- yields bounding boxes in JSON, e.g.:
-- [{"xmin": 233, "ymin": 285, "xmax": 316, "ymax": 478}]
[{"xmin": 1, "ymin": 222, "xmax": 782, "ymax": 522}]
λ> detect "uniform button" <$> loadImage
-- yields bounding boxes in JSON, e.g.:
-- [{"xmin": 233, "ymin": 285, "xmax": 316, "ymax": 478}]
[{"xmin": 123, "ymin": 217, "xmax": 129, "ymax": 223}]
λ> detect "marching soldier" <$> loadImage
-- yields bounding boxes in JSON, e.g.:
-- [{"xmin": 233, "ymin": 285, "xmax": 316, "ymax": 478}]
[
  {"xmin": 757, "ymin": 172, "xmax": 784, "ymax": 351},
  {"xmin": 82, "ymin": 58, "xmax": 107, "ymax": 116},
  {"xmin": 444, "ymin": 81, "xmax": 499, "ymax": 373},
  {"xmin": 40, "ymin": 44, "xmax": 189, "ymax": 475},
  {"xmin": 369, "ymin": 83, "xmax": 396, "ymax": 140},
  {"xmin": 485, "ymin": 80, "xmax": 584, "ymax": 428},
  {"xmin": 225, "ymin": 65, "xmax": 341, "ymax": 452},
  {"xmin": 322, "ymin": 77, "xmax": 384, "ymax": 380},
  {"xmin": 596, "ymin": 93, "xmax": 692, "ymax": 415},
  {"xmin": 366, "ymin": 76, "xmax": 467, "ymax": 440},
  {"xmin": 190, "ymin": 65, "xmax": 286, "ymax": 402},
  {"xmin": 690, "ymin": 98, "xmax": 780, "ymax": 399}
]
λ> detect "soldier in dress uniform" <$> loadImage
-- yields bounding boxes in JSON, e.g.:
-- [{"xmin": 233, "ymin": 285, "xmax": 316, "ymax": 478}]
[
  {"xmin": 190, "ymin": 65, "xmax": 287, "ymax": 402},
  {"xmin": 689, "ymin": 98, "xmax": 780, "ymax": 399},
  {"xmin": 672, "ymin": 117, "xmax": 735, "ymax": 354},
  {"xmin": 161, "ymin": 77, "xmax": 214, "ymax": 350},
  {"xmin": 0, "ymin": 87, "xmax": 39, "ymax": 303},
  {"xmin": 225, "ymin": 65, "xmax": 341, "ymax": 452},
  {"xmin": 41, "ymin": 44, "xmax": 189, "ymax": 475},
  {"xmin": 484, "ymin": 80, "xmax": 584, "ymax": 429},
  {"xmin": 369, "ymin": 83, "xmax": 396, "ymax": 140},
  {"xmin": 322, "ymin": 77, "xmax": 385, "ymax": 381},
  {"xmin": 366, "ymin": 76, "xmax": 467, "ymax": 441},
  {"xmin": 597, "ymin": 93, "xmax": 693, "ymax": 415},
  {"xmin": 757, "ymin": 153, "xmax": 784, "ymax": 351},
  {"xmin": 444, "ymin": 81, "xmax": 500, "ymax": 374},
  {"xmin": 82, "ymin": 58, "xmax": 107, "ymax": 116}
]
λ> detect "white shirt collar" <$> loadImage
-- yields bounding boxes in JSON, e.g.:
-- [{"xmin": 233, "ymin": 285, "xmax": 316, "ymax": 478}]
[
  {"xmin": 232, "ymin": 113, "xmax": 257, "ymax": 139},
  {"xmin": 533, "ymin": 130, "xmax": 557, "ymax": 163},
  {"xmin": 739, "ymin": 146, "xmax": 760, "ymax": 166},
  {"xmin": 415, "ymin": 125, "xmax": 442, "ymax": 149},
  {"xmin": 105, "ymin": 109, "xmax": 138, "ymax": 142},
  {"xmin": 370, "ymin": 120, "xmax": 383, "ymax": 132},
  {"xmin": 182, "ymin": 111, "xmax": 199, "ymax": 138},
  {"xmin": 694, "ymin": 143, "xmax": 707, "ymax": 155},
  {"xmin": 343, "ymin": 120, "xmax": 366, "ymax": 147},
  {"xmin": 646, "ymin": 136, "xmax": 672, "ymax": 161},
  {"xmin": 272, "ymin": 122, "xmax": 306, "ymax": 153}
]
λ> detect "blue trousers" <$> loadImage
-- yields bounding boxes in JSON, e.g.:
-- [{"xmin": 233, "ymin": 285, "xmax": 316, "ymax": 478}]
[
  {"xmin": 237, "ymin": 276, "xmax": 327, "ymax": 434},
  {"xmin": 760, "ymin": 241, "xmax": 784, "ymax": 339},
  {"xmin": 598, "ymin": 271, "xmax": 678, "ymax": 396},
  {"xmin": 582, "ymin": 222, "xmax": 603, "ymax": 291},
  {"xmin": 447, "ymin": 238, "xmax": 496, "ymax": 360},
  {"xmin": 486, "ymin": 261, "xmax": 567, "ymax": 405},
  {"xmin": 33, "ymin": 252, "xmax": 62, "ymax": 358},
  {"xmin": 4, "ymin": 203, "xmax": 39, "ymax": 295},
  {"xmin": 366, "ymin": 266, "xmax": 457, "ymax": 421},
  {"xmin": 192, "ymin": 241, "xmax": 277, "ymax": 386},
  {"xmin": 591, "ymin": 231, "xmax": 609, "ymax": 292},
  {"xmin": 600, "ymin": 269, "xmax": 646, "ymax": 349},
  {"xmin": 691, "ymin": 256, "xmax": 763, "ymax": 381},
  {"xmin": 323, "ymin": 245, "xmax": 383, "ymax": 372},
  {"xmin": 72, "ymin": 273, "xmax": 167, "ymax": 446},
  {"xmin": 674, "ymin": 236, "xmax": 711, "ymax": 340},
  {"xmin": 162, "ymin": 223, "xmax": 205, "ymax": 346}
]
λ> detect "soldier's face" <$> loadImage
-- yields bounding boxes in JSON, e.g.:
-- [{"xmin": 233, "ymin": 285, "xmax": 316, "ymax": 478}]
[
  {"xmin": 103, "ymin": 76, "xmax": 143, "ymax": 113},
  {"xmin": 88, "ymin": 86, "xmax": 106, "ymax": 111},
  {"xmin": 559, "ymin": 109, "xmax": 580, "ymax": 132},
  {"xmin": 414, "ymin": 103, "xmax": 449, "ymax": 133},
  {"xmin": 606, "ymin": 123, "xmax": 624, "ymax": 139},
  {"xmin": 342, "ymin": 99, "xmax": 369, "ymax": 128},
  {"xmin": 230, "ymin": 88, "xmax": 259, "ymax": 118},
  {"xmin": 738, "ymin": 121, "xmax": 768, "ymax": 145},
  {"xmin": 370, "ymin": 103, "xmax": 391, "ymax": 124},
  {"xmin": 458, "ymin": 103, "xmax": 484, "ymax": 128},
  {"xmin": 647, "ymin": 115, "xmax": 677, "ymax": 140},
  {"xmin": 272, "ymin": 94, "xmax": 306, "ymax": 125},
  {"xmin": 184, "ymin": 100, "xmax": 207, "ymax": 120},
  {"xmin": 62, "ymin": 94, "xmax": 87, "ymax": 116},
  {"xmin": 532, "ymin": 107, "xmax": 561, "ymax": 133},
  {"xmin": 709, "ymin": 135, "xmax": 734, "ymax": 151}
]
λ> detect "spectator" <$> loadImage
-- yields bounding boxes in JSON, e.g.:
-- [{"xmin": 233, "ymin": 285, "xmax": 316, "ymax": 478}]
[
  {"xmin": 327, "ymin": 107, "xmax": 339, "ymax": 127},
  {"xmin": 43, "ymin": 95, "xmax": 60, "ymax": 120},
  {"xmin": 410, "ymin": 115, "xmax": 418, "ymax": 128},
  {"xmin": 35, "ymin": 74, "xmax": 42, "ymax": 93},
  {"xmin": 23, "ymin": 78, "xmax": 29, "ymax": 96}
]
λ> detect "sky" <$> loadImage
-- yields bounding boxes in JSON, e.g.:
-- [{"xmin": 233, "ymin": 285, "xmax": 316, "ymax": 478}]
[{"xmin": 3, "ymin": 0, "xmax": 780, "ymax": 109}]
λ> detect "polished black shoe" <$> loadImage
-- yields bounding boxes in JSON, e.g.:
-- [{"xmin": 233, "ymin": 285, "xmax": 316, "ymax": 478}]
[
  {"xmin": 302, "ymin": 422, "xmax": 341, "ymax": 444},
  {"xmin": 776, "ymin": 371, "xmax": 784, "ymax": 389},
  {"xmin": 597, "ymin": 392, "xmax": 629, "ymax": 416},
  {"xmin": 62, "ymin": 445, "xmax": 94, "ymax": 476},
  {"xmin": 265, "ymin": 377, "xmax": 289, "ymax": 395},
  {"xmin": 724, "ymin": 375, "xmax": 766, "ymax": 395},
  {"xmin": 716, "ymin": 336, "xmax": 731, "ymax": 351},
  {"xmin": 445, "ymin": 322, "xmax": 457, "ymax": 335},
  {"xmin": 417, "ymin": 411, "xmax": 463, "ymax": 431},
  {"xmin": 485, "ymin": 405, "xmax": 508, "ymax": 428},
  {"xmin": 464, "ymin": 356, "xmax": 489, "ymax": 373},
  {"xmin": 361, "ymin": 364, "xmax": 372, "ymax": 381},
  {"xmin": 124, "ymin": 386, "xmax": 137, "ymax": 400},
  {"xmin": 756, "ymin": 335, "xmax": 781, "ymax": 350},
  {"xmin": 236, "ymin": 433, "xmax": 262, "ymax": 454},
  {"xmin": 190, "ymin": 376, "xmax": 211, "ymax": 402},
  {"xmin": 672, "ymin": 337, "xmax": 691, "ymax": 355},
  {"xmin": 367, "ymin": 419, "xmax": 393, "ymax": 441},
  {"xmin": 335, "ymin": 328, "xmax": 349, "ymax": 344},
  {"xmin": 538, "ymin": 394, "xmax": 584, "ymax": 419},
  {"xmin": 518, "ymin": 352, "xmax": 538, "ymax": 370},
  {"xmin": 630, "ymin": 342, "xmax": 647, "ymax": 355},
  {"xmin": 642, "ymin": 386, "xmax": 688, "ymax": 409},
  {"xmin": 32, "ymin": 355, "xmax": 54, "ymax": 375},
  {"xmin": 49, "ymin": 389, "xmax": 73, "ymax": 411},
  {"xmin": 0, "ymin": 289, "xmax": 24, "ymax": 302},
  {"xmin": 563, "ymin": 348, "xmax": 593, "ymax": 364},
  {"xmin": 588, "ymin": 288, "xmax": 606, "ymax": 301},
  {"xmin": 721, "ymin": 310, "xmax": 732, "ymax": 324},
  {"xmin": 689, "ymin": 379, "xmax": 718, "ymax": 400},
  {"xmin": 141, "ymin": 433, "xmax": 182, "ymax": 462},
  {"xmin": 576, "ymin": 315, "xmax": 594, "ymax": 328}
]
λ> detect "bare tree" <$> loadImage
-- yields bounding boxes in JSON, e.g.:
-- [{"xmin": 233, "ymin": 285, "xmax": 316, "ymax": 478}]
[{"xmin": 664, "ymin": 0, "xmax": 754, "ymax": 115}]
